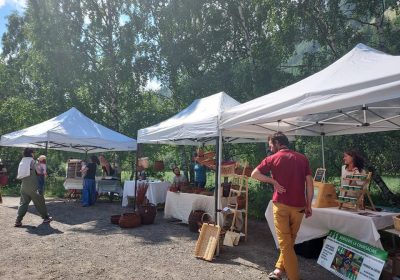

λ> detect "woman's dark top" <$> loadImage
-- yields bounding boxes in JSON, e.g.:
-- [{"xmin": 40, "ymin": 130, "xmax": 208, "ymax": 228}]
[
  {"xmin": 102, "ymin": 165, "xmax": 115, "ymax": 176},
  {"xmin": 84, "ymin": 162, "xmax": 97, "ymax": 180}
]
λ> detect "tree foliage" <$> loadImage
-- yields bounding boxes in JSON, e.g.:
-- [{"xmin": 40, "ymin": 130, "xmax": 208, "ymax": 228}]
[{"xmin": 0, "ymin": 0, "xmax": 400, "ymax": 197}]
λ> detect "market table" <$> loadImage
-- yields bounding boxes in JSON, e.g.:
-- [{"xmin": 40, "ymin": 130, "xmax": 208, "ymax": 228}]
[
  {"xmin": 64, "ymin": 177, "xmax": 123, "ymax": 199},
  {"xmin": 265, "ymin": 200, "xmax": 399, "ymax": 249},
  {"xmin": 122, "ymin": 180, "xmax": 171, "ymax": 207},
  {"xmin": 164, "ymin": 191, "xmax": 215, "ymax": 223}
]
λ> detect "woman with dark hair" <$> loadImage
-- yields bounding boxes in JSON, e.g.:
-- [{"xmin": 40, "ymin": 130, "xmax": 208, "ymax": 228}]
[
  {"xmin": 341, "ymin": 150, "xmax": 366, "ymax": 186},
  {"xmin": 81, "ymin": 155, "xmax": 99, "ymax": 207},
  {"xmin": 15, "ymin": 148, "xmax": 52, "ymax": 227},
  {"xmin": 98, "ymin": 154, "xmax": 115, "ymax": 177}
]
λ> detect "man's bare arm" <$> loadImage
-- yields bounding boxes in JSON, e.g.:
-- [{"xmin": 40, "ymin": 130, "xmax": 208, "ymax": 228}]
[
  {"xmin": 251, "ymin": 168, "xmax": 286, "ymax": 194},
  {"xmin": 305, "ymin": 175, "xmax": 314, "ymax": 218}
]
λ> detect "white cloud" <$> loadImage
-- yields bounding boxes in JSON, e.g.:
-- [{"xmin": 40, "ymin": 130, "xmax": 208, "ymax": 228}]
[
  {"xmin": 0, "ymin": 0, "xmax": 27, "ymax": 10},
  {"xmin": 10, "ymin": 0, "xmax": 27, "ymax": 9}
]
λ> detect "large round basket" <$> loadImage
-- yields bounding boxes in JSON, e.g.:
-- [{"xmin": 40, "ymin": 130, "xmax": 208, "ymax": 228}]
[
  {"xmin": 188, "ymin": 210, "xmax": 211, "ymax": 233},
  {"xmin": 138, "ymin": 204, "xmax": 157, "ymax": 225},
  {"xmin": 119, "ymin": 212, "xmax": 141, "ymax": 228},
  {"xmin": 110, "ymin": 214, "xmax": 121, "ymax": 225}
]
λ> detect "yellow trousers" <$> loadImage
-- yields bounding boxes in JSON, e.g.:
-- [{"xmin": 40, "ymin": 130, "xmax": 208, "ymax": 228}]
[{"xmin": 272, "ymin": 202, "xmax": 305, "ymax": 280}]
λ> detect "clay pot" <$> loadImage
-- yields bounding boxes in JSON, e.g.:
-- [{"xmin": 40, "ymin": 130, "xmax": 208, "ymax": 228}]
[{"xmin": 222, "ymin": 182, "xmax": 231, "ymax": 197}]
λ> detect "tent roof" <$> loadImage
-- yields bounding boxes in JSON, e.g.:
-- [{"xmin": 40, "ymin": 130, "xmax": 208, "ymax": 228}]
[
  {"xmin": 0, "ymin": 107, "xmax": 137, "ymax": 153},
  {"xmin": 138, "ymin": 92, "xmax": 261, "ymax": 145},
  {"xmin": 221, "ymin": 44, "xmax": 400, "ymax": 137}
]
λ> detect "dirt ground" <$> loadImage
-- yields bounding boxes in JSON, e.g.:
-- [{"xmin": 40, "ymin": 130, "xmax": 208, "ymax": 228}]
[{"xmin": 0, "ymin": 196, "xmax": 339, "ymax": 280}]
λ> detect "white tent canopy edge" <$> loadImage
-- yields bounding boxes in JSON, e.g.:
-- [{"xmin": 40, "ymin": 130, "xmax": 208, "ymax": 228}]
[
  {"xmin": 0, "ymin": 107, "xmax": 137, "ymax": 153},
  {"xmin": 221, "ymin": 44, "xmax": 400, "ymax": 137}
]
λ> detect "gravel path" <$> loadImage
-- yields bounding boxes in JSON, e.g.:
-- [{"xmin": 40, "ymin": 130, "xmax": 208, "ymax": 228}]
[{"xmin": 0, "ymin": 196, "xmax": 339, "ymax": 280}]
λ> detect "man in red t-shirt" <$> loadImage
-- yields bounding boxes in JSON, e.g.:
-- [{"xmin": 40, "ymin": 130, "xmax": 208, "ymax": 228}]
[{"xmin": 252, "ymin": 132, "xmax": 313, "ymax": 280}]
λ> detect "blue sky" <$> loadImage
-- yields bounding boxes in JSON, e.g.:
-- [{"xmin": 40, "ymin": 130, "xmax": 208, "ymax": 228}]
[{"xmin": 0, "ymin": 0, "xmax": 26, "ymax": 39}]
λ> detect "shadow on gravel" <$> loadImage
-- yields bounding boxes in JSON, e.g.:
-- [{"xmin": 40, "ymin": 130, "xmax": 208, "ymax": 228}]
[{"xmin": 26, "ymin": 223, "xmax": 64, "ymax": 236}]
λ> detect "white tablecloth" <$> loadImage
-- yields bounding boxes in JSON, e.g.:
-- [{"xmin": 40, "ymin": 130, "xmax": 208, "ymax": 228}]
[
  {"xmin": 164, "ymin": 191, "xmax": 215, "ymax": 223},
  {"xmin": 64, "ymin": 178, "xmax": 122, "ymax": 195},
  {"xmin": 265, "ymin": 200, "xmax": 398, "ymax": 249},
  {"xmin": 122, "ymin": 180, "xmax": 171, "ymax": 207}
]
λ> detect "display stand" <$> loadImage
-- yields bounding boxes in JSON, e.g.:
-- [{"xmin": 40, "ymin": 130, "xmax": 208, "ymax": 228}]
[
  {"xmin": 338, "ymin": 172, "xmax": 375, "ymax": 211},
  {"xmin": 222, "ymin": 164, "xmax": 248, "ymax": 242},
  {"xmin": 64, "ymin": 159, "xmax": 83, "ymax": 200}
]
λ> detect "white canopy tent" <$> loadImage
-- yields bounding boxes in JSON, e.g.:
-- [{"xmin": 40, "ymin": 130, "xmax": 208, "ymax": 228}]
[
  {"xmin": 221, "ymin": 44, "xmax": 400, "ymax": 139},
  {"xmin": 137, "ymin": 92, "xmax": 263, "ymax": 228},
  {"xmin": 138, "ymin": 91, "xmax": 261, "ymax": 145},
  {"xmin": 0, "ymin": 107, "xmax": 137, "ymax": 153}
]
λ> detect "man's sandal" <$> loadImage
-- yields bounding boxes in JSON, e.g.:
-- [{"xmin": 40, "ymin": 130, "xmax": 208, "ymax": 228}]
[
  {"xmin": 14, "ymin": 221, "xmax": 22, "ymax": 227},
  {"xmin": 267, "ymin": 272, "xmax": 282, "ymax": 280}
]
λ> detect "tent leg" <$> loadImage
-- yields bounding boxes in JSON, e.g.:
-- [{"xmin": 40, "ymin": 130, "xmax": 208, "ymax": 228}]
[
  {"xmin": 215, "ymin": 132, "xmax": 222, "ymax": 256},
  {"xmin": 321, "ymin": 134, "xmax": 325, "ymax": 169},
  {"xmin": 133, "ymin": 143, "xmax": 142, "ymax": 210}
]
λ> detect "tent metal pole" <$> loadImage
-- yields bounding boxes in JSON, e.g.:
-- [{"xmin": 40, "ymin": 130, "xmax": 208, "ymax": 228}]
[
  {"xmin": 321, "ymin": 134, "xmax": 325, "ymax": 169},
  {"xmin": 45, "ymin": 141, "xmax": 48, "ymax": 156},
  {"xmin": 133, "ymin": 143, "xmax": 141, "ymax": 210},
  {"xmin": 215, "ymin": 134, "xmax": 221, "ymax": 224},
  {"xmin": 215, "ymin": 131, "xmax": 222, "ymax": 256}
]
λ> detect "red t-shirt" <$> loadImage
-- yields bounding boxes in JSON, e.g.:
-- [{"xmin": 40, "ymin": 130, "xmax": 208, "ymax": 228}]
[{"xmin": 256, "ymin": 149, "xmax": 311, "ymax": 207}]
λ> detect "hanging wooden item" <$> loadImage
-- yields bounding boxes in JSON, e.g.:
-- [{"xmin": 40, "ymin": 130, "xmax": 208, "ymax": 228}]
[{"xmin": 154, "ymin": 160, "xmax": 165, "ymax": 171}]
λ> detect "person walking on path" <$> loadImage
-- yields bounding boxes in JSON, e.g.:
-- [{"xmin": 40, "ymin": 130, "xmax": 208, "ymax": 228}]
[
  {"xmin": 81, "ymin": 155, "xmax": 99, "ymax": 207},
  {"xmin": 251, "ymin": 132, "xmax": 313, "ymax": 280},
  {"xmin": 15, "ymin": 148, "xmax": 52, "ymax": 227}
]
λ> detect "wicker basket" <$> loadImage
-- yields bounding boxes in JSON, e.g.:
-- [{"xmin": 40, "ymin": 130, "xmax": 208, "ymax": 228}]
[
  {"xmin": 138, "ymin": 203, "xmax": 157, "ymax": 225},
  {"xmin": 110, "ymin": 214, "xmax": 121, "ymax": 225},
  {"xmin": 189, "ymin": 210, "xmax": 205, "ymax": 232},
  {"xmin": 235, "ymin": 166, "xmax": 253, "ymax": 177},
  {"xmin": 237, "ymin": 195, "xmax": 246, "ymax": 210},
  {"xmin": 221, "ymin": 162, "xmax": 236, "ymax": 176},
  {"xmin": 393, "ymin": 215, "xmax": 400, "ymax": 231},
  {"xmin": 195, "ymin": 222, "xmax": 221, "ymax": 261},
  {"xmin": 119, "ymin": 212, "xmax": 141, "ymax": 228}
]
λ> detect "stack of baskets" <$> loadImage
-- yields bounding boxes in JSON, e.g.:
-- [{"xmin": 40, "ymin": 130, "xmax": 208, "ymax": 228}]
[
  {"xmin": 195, "ymin": 151, "xmax": 216, "ymax": 170},
  {"xmin": 220, "ymin": 161, "xmax": 237, "ymax": 176}
]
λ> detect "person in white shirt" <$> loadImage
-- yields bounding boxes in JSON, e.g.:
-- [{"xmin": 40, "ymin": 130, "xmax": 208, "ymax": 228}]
[
  {"xmin": 15, "ymin": 148, "xmax": 52, "ymax": 227},
  {"xmin": 341, "ymin": 149, "xmax": 366, "ymax": 187},
  {"xmin": 36, "ymin": 155, "xmax": 47, "ymax": 195}
]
